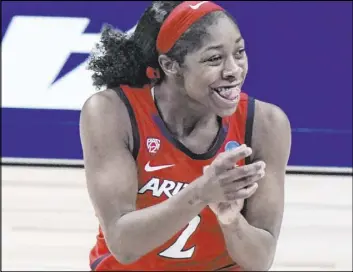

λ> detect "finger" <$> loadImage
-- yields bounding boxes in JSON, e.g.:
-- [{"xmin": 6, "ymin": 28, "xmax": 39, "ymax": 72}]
[
  {"xmin": 225, "ymin": 182, "xmax": 259, "ymax": 201},
  {"xmin": 235, "ymin": 183, "xmax": 259, "ymax": 199},
  {"xmin": 213, "ymin": 145, "xmax": 252, "ymax": 172},
  {"xmin": 240, "ymin": 160, "xmax": 265, "ymax": 175},
  {"xmin": 236, "ymin": 161, "xmax": 266, "ymax": 177},
  {"xmin": 222, "ymin": 173, "xmax": 257, "ymax": 189},
  {"xmin": 219, "ymin": 161, "xmax": 266, "ymax": 185},
  {"xmin": 223, "ymin": 170, "xmax": 265, "ymax": 191}
]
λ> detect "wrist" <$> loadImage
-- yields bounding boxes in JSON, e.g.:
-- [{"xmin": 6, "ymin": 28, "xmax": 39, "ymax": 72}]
[
  {"xmin": 216, "ymin": 204, "xmax": 242, "ymax": 226},
  {"xmin": 218, "ymin": 212, "xmax": 240, "ymax": 226},
  {"xmin": 189, "ymin": 177, "xmax": 209, "ymax": 206}
]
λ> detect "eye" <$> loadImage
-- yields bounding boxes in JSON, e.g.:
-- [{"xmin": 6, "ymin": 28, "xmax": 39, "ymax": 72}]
[
  {"xmin": 207, "ymin": 55, "xmax": 222, "ymax": 62},
  {"xmin": 234, "ymin": 49, "xmax": 245, "ymax": 58}
]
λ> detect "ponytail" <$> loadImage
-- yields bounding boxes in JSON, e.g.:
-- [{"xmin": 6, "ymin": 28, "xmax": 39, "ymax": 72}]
[{"xmin": 88, "ymin": 24, "xmax": 150, "ymax": 89}]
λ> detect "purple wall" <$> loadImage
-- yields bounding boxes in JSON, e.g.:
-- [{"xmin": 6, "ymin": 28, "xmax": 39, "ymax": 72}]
[{"xmin": 2, "ymin": 1, "xmax": 352, "ymax": 168}]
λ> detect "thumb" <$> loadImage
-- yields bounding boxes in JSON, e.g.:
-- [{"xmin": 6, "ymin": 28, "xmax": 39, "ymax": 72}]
[{"xmin": 208, "ymin": 202, "xmax": 231, "ymax": 214}]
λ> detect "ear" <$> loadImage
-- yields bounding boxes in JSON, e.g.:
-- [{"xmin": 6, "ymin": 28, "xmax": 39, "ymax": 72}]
[{"xmin": 158, "ymin": 54, "xmax": 180, "ymax": 77}]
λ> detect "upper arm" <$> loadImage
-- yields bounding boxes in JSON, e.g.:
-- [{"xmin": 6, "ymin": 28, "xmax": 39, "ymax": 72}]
[
  {"xmin": 244, "ymin": 99, "xmax": 292, "ymax": 240},
  {"xmin": 79, "ymin": 89, "xmax": 139, "ymax": 234}
]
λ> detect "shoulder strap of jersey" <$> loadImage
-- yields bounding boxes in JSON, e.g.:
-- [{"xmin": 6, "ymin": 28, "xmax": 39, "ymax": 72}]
[
  {"xmin": 245, "ymin": 95, "xmax": 255, "ymax": 165},
  {"xmin": 111, "ymin": 86, "xmax": 141, "ymax": 160},
  {"xmin": 238, "ymin": 93, "xmax": 255, "ymax": 217}
]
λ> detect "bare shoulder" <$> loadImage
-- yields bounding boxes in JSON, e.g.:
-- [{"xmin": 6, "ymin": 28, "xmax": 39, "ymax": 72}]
[
  {"xmin": 80, "ymin": 88, "xmax": 133, "ymax": 153},
  {"xmin": 251, "ymin": 99, "xmax": 291, "ymax": 164},
  {"xmin": 80, "ymin": 88, "xmax": 129, "ymax": 126},
  {"xmin": 254, "ymin": 99, "xmax": 291, "ymax": 133}
]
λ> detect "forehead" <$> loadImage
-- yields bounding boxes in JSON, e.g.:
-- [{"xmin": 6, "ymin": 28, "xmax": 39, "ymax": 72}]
[{"xmin": 200, "ymin": 16, "xmax": 243, "ymax": 49}]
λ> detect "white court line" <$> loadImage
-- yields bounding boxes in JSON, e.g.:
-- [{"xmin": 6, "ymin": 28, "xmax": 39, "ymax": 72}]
[{"xmin": 2, "ymin": 157, "xmax": 352, "ymax": 174}]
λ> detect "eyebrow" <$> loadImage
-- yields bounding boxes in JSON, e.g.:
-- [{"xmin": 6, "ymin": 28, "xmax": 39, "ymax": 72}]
[{"xmin": 204, "ymin": 37, "xmax": 244, "ymax": 51}]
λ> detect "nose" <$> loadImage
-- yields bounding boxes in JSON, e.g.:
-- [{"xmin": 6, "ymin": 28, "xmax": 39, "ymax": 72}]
[{"xmin": 222, "ymin": 58, "xmax": 242, "ymax": 80}]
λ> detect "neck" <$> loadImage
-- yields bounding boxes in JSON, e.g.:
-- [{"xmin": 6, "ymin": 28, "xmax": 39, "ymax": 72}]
[{"xmin": 153, "ymin": 82, "xmax": 217, "ymax": 137}]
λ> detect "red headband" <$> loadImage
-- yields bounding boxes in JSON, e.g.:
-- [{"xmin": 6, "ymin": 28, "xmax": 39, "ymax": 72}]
[
  {"xmin": 146, "ymin": 1, "xmax": 224, "ymax": 80},
  {"xmin": 157, "ymin": 1, "xmax": 225, "ymax": 54}
]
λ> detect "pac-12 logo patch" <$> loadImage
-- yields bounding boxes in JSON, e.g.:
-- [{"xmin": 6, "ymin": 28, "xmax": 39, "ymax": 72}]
[
  {"xmin": 147, "ymin": 137, "xmax": 161, "ymax": 154},
  {"xmin": 225, "ymin": 141, "xmax": 240, "ymax": 151}
]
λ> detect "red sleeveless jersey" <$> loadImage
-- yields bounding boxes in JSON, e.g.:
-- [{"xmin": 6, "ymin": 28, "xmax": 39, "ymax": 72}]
[{"xmin": 89, "ymin": 85, "xmax": 255, "ymax": 271}]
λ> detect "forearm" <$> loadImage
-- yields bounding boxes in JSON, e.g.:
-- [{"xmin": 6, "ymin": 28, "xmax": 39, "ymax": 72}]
[
  {"xmin": 110, "ymin": 179, "xmax": 207, "ymax": 263},
  {"xmin": 219, "ymin": 213, "xmax": 277, "ymax": 271}
]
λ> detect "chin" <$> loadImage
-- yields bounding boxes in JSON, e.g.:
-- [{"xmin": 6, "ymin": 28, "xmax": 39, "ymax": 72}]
[{"xmin": 215, "ymin": 105, "xmax": 238, "ymax": 117}]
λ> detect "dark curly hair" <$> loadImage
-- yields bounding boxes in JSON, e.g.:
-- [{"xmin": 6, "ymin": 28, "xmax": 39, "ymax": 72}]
[{"xmin": 88, "ymin": 1, "xmax": 237, "ymax": 89}]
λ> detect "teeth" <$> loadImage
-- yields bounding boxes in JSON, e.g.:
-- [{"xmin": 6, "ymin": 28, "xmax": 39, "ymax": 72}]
[
  {"xmin": 215, "ymin": 87, "xmax": 228, "ymax": 93},
  {"xmin": 213, "ymin": 86, "xmax": 239, "ymax": 101},
  {"xmin": 220, "ymin": 88, "xmax": 232, "ymax": 96}
]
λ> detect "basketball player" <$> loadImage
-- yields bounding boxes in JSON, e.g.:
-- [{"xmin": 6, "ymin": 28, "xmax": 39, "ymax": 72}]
[{"xmin": 80, "ymin": 1, "xmax": 291, "ymax": 271}]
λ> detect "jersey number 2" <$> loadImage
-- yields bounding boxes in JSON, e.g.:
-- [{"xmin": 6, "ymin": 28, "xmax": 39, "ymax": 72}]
[{"xmin": 159, "ymin": 215, "xmax": 201, "ymax": 259}]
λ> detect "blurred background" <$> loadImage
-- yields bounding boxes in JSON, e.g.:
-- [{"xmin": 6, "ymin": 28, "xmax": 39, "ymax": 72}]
[{"xmin": 1, "ymin": 1, "xmax": 352, "ymax": 271}]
